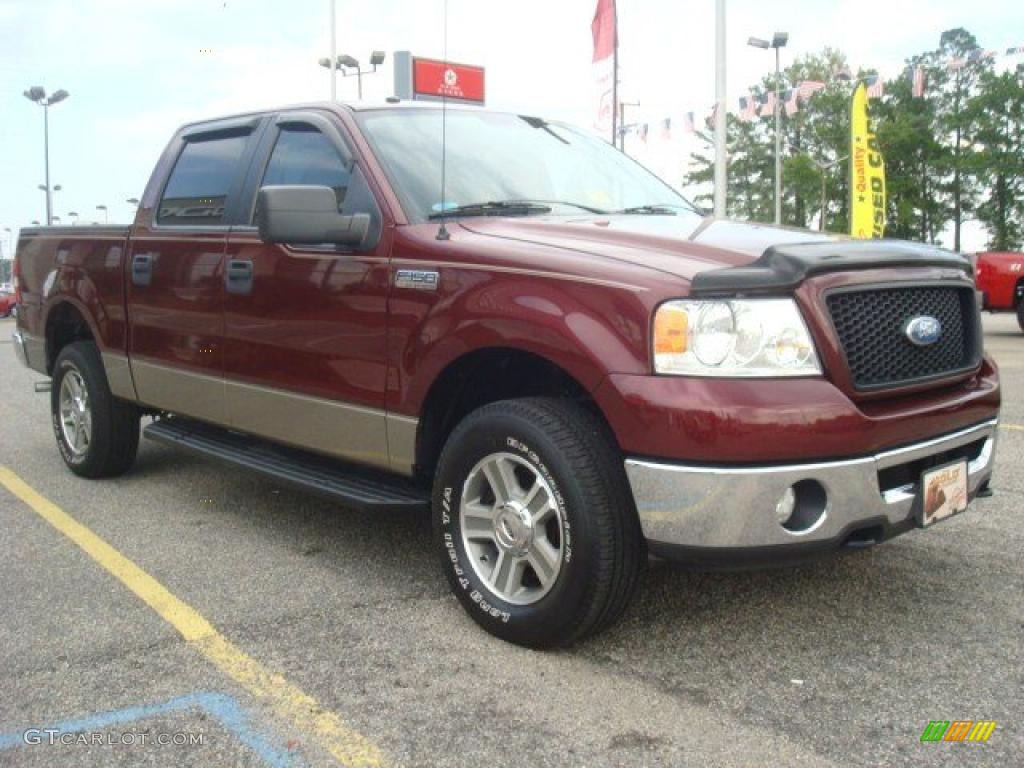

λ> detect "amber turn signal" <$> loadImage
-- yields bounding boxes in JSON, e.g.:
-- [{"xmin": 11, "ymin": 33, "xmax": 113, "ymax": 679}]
[{"xmin": 654, "ymin": 304, "xmax": 689, "ymax": 355}]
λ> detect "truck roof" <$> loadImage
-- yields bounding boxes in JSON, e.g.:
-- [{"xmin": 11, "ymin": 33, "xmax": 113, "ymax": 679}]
[{"xmin": 176, "ymin": 99, "xmax": 488, "ymax": 132}]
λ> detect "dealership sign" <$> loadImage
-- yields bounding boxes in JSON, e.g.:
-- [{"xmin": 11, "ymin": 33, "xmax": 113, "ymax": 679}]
[{"xmin": 393, "ymin": 50, "xmax": 486, "ymax": 105}]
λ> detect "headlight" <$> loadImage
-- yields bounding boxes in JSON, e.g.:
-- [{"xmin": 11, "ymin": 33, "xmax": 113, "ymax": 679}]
[{"xmin": 653, "ymin": 298, "xmax": 821, "ymax": 377}]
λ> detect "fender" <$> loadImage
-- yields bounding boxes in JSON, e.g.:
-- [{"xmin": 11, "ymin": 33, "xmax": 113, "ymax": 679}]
[{"xmin": 390, "ymin": 258, "xmax": 656, "ymax": 415}]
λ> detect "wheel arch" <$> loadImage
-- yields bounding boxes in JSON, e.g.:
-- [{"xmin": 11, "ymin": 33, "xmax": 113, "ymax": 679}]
[
  {"xmin": 412, "ymin": 346, "xmax": 619, "ymax": 484},
  {"xmin": 45, "ymin": 300, "xmax": 98, "ymax": 374}
]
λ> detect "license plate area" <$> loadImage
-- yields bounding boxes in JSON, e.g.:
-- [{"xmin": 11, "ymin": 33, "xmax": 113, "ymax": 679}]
[{"xmin": 918, "ymin": 459, "xmax": 968, "ymax": 527}]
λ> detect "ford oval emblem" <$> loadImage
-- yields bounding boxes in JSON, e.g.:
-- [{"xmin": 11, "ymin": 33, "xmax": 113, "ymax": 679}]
[{"xmin": 904, "ymin": 315, "xmax": 942, "ymax": 347}]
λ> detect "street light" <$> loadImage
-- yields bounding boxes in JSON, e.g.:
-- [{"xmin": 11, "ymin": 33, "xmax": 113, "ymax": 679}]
[
  {"xmin": 24, "ymin": 86, "xmax": 70, "ymax": 225},
  {"xmin": 96, "ymin": 204, "xmax": 108, "ymax": 224},
  {"xmin": 810, "ymin": 154, "xmax": 848, "ymax": 231},
  {"xmin": 126, "ymin": 197, "xmax": 140, "ymax": 206},
  {"xmin": 319, "ymin": 50, "xmax": 385, "ymax": 100},
  {"xmin": 68, "ymin": 211, "xmax": 79, "ymax": 225},
  {"xmin": 748, "ymin": 32, "xmax": 788, "ymax": 225},
  {"xmin": 51, "ymin": 216, "xmax": 62, "ymax": 224}
]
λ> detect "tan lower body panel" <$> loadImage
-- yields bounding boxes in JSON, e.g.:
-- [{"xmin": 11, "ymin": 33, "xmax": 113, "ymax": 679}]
[
  {"xmin": 125, "ymin": 358, "xmax": 416, "ymax": 475},
  {"xmin": 101, "ymin": 352, "xmax": 138, "ymax": 401}
]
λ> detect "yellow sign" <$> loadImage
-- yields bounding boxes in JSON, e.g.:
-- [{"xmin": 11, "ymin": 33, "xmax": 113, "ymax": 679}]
[{"xmin": 850, "ymin": 82, "xmax": 886, "ymax": 238}]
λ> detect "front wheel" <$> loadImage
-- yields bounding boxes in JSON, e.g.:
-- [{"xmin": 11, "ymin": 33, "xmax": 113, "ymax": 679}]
[
  {"xmin": 433, "ymin": 398, "xmax": 643, "ymax": 647},
  {"xmin": 51, "ymin": 341, "xmax": 141, "ymax": 478}
]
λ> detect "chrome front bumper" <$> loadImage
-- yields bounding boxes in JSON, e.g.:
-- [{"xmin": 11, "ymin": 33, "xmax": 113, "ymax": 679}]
[{"xmin": 625, "ymin": 419, "xmax": 998, "ymax": 558}]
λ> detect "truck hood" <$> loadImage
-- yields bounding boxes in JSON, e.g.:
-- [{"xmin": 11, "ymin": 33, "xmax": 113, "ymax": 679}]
[{"xmin": 457, "ymin": 215, "xmax": 839, "ymax": 283}]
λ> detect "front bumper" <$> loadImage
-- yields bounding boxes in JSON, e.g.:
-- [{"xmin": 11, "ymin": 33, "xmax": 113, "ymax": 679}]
[{"xmin": 625, "ymin": 419, "xmax": 998, "ymax": 566}]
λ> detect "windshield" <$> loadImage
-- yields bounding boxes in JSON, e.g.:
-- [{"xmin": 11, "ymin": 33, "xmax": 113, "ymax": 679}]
[{"xmin": 356, "ymin": 108, "xmax": 702, "ymax": 223}]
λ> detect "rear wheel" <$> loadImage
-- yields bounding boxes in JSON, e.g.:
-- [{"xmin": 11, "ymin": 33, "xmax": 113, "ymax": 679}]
[
  {"xmin": 1017, "ymin": 300, "xmax": 1024, "ymax": 332},
  {"xmin": 433, "ymin": 398, "xmax": 643, "ymax": 647},
  {"xmin": 51, "ymin": 342, "xmax": 140, "ymax": 478}
]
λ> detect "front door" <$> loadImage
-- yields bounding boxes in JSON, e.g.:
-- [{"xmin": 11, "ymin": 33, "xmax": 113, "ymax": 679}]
[
  {"xmin": 222, "ymin": 111, "xmax": 393, "ymax": 470},
  {"xmin": 126, "ymin": 120, "xmax": 263, "ymax": 424}
]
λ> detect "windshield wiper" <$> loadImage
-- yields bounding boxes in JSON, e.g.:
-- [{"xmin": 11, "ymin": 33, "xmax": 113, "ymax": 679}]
[
  {"xmin": 612, "ymin": 204, "xmax": 681, "ymax": 216},
  {"xmin": 428, "ymin": 200, "xmax": 553, "ymax": 219}
]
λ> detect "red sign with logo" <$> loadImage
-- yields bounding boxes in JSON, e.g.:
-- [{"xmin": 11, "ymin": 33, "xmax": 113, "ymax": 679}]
[{"xmin": 412, "ymin": 57, "xmax": 485, "ymax": 104}]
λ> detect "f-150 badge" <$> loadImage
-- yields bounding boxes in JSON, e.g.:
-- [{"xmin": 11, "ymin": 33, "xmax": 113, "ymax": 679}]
[{"xmin": 395, "ymin": 269, "xmax": 439, "ymax": 290}]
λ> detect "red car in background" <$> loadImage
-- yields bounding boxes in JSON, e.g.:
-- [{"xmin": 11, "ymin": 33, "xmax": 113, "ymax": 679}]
[
  {"xmin": 974, "ymin": 251, "xmax": 1024, "ymax": 331},
  {"xmin": 0, "ymin": 290, "xmax": 17, "ymax": 318}
]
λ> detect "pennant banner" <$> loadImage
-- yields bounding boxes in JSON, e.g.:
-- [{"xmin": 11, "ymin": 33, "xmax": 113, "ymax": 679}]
[{"xmin": 850, "ymin": 82, "xmax": 886, "ymax": 239}]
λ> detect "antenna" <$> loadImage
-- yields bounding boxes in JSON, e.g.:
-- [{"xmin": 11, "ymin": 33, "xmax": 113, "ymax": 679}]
[{"xmin": 436, "ymin": 0, "xmax": 451, "ymax": 241}]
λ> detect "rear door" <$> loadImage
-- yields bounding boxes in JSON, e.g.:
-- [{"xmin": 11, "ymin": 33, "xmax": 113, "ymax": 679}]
[
  {"xmin": 222, "ymin": 110, "xmax": 394, "ymax": 470},
  {"xmin": 126, "ymin": 117, "xmax": 265, "ymax": 424}
]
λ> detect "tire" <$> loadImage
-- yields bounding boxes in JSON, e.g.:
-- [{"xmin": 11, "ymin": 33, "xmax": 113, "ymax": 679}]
[
  {"xmin": 51, "ymin": 341, "xmax": 140, "ymax": 478},
  {"xmin": 1017, "ymin": 301, "xmax": 1024, "ymax": 332},
  {"xmin": 433, "ymin": 397, "xmax": 643, "ymax": 648}
]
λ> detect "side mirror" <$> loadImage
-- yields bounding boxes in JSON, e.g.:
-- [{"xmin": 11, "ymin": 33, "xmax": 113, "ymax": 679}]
[{"xmin": 257, "ymin": 185, "xmax": 370, "ymax": 248}]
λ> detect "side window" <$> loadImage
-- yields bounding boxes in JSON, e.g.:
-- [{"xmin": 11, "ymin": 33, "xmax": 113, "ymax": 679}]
[
  {"xmin": 158, "ymin": 133, "xmax": 248, "ymax": 226},
  {"xmin": 254, "ymin": 122, "xmax": 382, "ymax": 247},
  {"xmin": 260, "ymin": 126, "xmax": 351, "ymax": 210}
]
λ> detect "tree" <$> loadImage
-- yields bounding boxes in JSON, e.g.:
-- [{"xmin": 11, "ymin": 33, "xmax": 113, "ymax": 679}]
[{"xmin": 967, "ymin": 66, "xmax": 1024, "ymax": 249}]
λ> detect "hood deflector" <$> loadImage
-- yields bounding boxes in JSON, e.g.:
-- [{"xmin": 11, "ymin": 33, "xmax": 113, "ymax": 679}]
[{"xmin": 689, "ymin": 240, "xmax": 971, "ymax": 296}]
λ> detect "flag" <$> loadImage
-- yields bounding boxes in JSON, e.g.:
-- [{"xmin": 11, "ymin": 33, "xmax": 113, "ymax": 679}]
[
  {"xmin": 737, "ymin": 96, "xmax": 755, "ymax": 122},
  {"xmin": 682, "ymin": 112, "xmax": 696, "ymax": 133},
  {"xmin": 661, "ymin": 117, "xmax": 673, "ymax": 140},
  {"xmin": 759, "ymin": 91, "xmax": 776, "ymax": 117},
  {"xmin": 783, "ymin": 88, "xmax": 799, "ymax": 116},
  {"xmin": 797, "ymin": 80, "xmax": 826, "ymax": 99},
  {"xmin": 865, "ymin": 75, "xmax": 884, "ymax": 99},
  {"xmin": 834, "ymin": 66, "xmax": 852, "ymax": 82},
  {"xmin": 705, "ymin": 103, "xmax": 719, "ymax": 131},
  {"xmin": 850, "ymin": 82, "xmax": 886, "ymax": 239},
  {"xmin": 912, "ymin": 65, "xmax": 926, "ymax": 98},
  {"xmin": 591, "ymin": 0, "xmax": 617, "ymax": 140}
]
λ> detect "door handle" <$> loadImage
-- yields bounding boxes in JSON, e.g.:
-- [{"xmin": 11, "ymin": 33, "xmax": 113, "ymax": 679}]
[
  {"xmin": 226, "ymin": 259, "xmax": 254, "ymax": 295},
  {"xmin": 131, "ymin": 253, "xmax": 153, "ymax": 287}
]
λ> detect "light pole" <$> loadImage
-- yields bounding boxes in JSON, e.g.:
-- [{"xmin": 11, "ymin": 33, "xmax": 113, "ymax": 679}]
[
  {"xmin": 319, "ymin": 51, "xmax": 385, "ymax": 100},
  {"xmin": 23, "ymin": 86, "xmax": 70, "ymax": 225},
  {"xmin": 127, "ymin": 197, "xmax": 140, "ymax": 207},
  {"xmin": 96, "ymin": 204, "xmax": 108, "ymax": 224},
  {"xmin": 51, "ymin": 216, "xmax": 62, "ymax": 225},
  {"xmin": 713, "ymin": 0, "xmax": 727, "ymax": 218},
  {"xmin": 68, "ymin": 211, "xmax": 79, "ymax": 226},
  {"xmin": 748, "ymin": 33, "xmax": 788, "ymax": 224},
  {"xmin": 810, "ymin": 154, "xmax": 847, "ymax": 231},
  {"xmin": 38, "ymin": 184, "xmax": 62, "ymax": 215},
  {"xmin": 617, "ymin": 101, "xmax": 640, "ymax": 151}
]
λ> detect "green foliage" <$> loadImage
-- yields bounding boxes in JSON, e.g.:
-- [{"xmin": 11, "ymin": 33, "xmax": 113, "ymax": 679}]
[{"xmin": 684, "ymin": 29, "xmax": 1023, "ymax": 252}]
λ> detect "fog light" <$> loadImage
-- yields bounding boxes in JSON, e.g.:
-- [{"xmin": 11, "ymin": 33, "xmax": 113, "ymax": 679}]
[{"xmin": 775, "ymin": 486, "xmax": 796, "ymax": 524}]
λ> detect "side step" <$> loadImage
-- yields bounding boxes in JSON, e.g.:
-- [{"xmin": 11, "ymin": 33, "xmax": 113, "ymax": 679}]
[{"xmin": 143, "ymin": 417, "xmax": 429, "ymax": 513}]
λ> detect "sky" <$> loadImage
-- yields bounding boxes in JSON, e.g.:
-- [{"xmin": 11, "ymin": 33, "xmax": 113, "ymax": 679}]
[{"xmin": 1, "ymin": 0, "xmax": 1022, "ymax": 257}]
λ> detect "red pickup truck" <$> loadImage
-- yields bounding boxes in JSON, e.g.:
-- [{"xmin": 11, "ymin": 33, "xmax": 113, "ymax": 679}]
[
  {"xmin": 974, "ymin": 250, "xmax": 1024, "ymax": 331},
  {"xmin": 11, "ymin": 102, "xmax": 1000, "ymax": 647}
]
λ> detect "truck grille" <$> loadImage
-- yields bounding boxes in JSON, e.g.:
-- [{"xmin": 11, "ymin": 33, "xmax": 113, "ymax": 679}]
[{"xmin": 826, "ymin": 286, "xmax": 980, "ymax": 390}]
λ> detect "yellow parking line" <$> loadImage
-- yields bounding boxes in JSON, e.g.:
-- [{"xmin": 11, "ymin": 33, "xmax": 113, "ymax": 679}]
[
  {"xmin": 1000, "ymin": 424, "xmax": 1024, "ymax": 432},
  {"xmin": 0, "ymin": 466, "xmax": 384, "ymax": 768}
]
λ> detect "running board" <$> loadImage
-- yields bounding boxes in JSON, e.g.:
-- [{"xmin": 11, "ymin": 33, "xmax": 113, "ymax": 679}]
[{"xmin": 143, "ymin": 417, "xmax": 429, "ymax": 513}]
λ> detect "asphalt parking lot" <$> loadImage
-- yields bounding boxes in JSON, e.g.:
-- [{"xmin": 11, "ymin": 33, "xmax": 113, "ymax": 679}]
[{"xmin": 0, "ymin": 313, "xmax": 1021, "ymax": 768}]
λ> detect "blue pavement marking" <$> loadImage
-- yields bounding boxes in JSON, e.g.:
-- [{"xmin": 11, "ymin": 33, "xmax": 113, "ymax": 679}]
[{"xmin": 0, "ymin": 691, "xmax": 301, "ymax": 767}]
